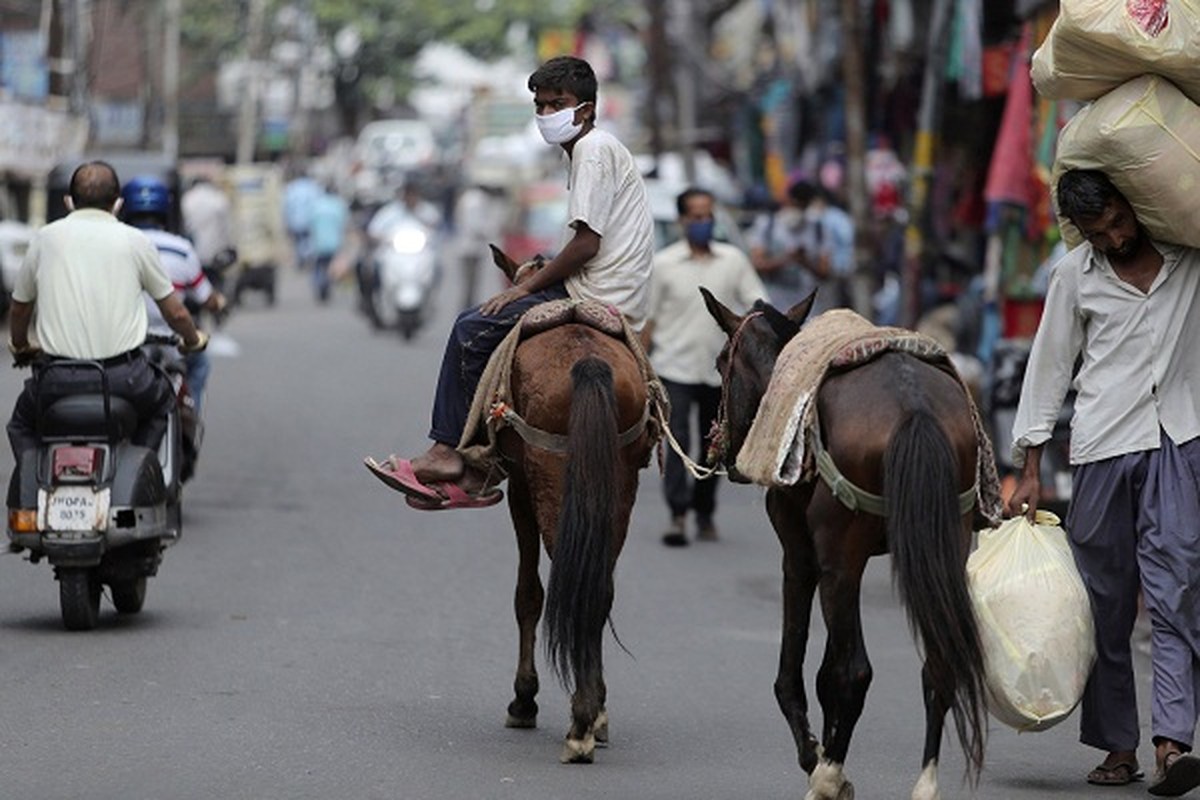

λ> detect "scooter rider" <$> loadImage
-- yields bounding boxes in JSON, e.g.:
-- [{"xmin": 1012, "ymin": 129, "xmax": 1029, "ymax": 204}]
[
  {"xmin": 122, "ymin": 174, "xmax": 227, "ymax": 414},
  {"xmin": 6, "ymin": 161, "xmax": 208, "ymax": 458}
]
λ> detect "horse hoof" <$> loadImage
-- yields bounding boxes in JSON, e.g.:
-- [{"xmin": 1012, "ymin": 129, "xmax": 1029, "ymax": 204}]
[
  {"xmin": 592, "ymin": 710, "xmax": 609, "ymax": 746},
  {"xmin": 806, "ymin": 760, "xmax": 853, "ymax": 800},
  {"xmin": 559, "ymin": 734, "xmax": 595, "ymax": 764},
  {"xmin": 505, "ymin": 713, "xmax": 537, "ymax": 729}
]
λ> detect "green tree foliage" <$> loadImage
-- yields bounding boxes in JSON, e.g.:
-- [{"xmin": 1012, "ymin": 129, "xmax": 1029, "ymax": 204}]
[{"xmin": 180, "ymin": 0, "xmax": 644, "ymax": 110}]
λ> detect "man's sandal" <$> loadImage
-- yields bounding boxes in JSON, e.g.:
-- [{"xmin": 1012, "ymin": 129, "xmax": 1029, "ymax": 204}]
[
  {"xmin": 1150, "ymin": 752, "xmax": 1200, "ymax": 797},
  {"xmin": 1087, "ymin": 761, "xmax": 1143, "ymax": 786}
]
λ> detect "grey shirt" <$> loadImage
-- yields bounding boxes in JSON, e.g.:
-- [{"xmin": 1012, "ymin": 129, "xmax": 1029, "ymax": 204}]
[{"xmin": 1011, "ymin": 240, "xmax": 1200, "ymax": 467}]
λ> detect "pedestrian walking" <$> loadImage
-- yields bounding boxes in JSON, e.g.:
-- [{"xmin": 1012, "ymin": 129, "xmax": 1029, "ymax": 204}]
[
  {"xmin": 642, "ymin": 187, "xmax": 765, "ymax": 546},
  {"xmin": 1008, "ymin": 168, "xmax": 1200, "ymax": 796}
]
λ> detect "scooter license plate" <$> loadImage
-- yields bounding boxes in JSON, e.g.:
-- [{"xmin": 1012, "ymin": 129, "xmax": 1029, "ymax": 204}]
[{"xmin": 37, "ymin": 486, "xmax": 110, "ymax": 532}]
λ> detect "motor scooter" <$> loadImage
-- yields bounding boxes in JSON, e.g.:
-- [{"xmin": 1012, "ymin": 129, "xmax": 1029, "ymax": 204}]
[
  {"xmin": 367, "ymin": 216, "xmax": 440, "ymax": 340},
  {"xmin": 6, "ymin": 334, "xmax": 185, "ymax": 630},
  {"xmin": 144, "ymin": 342, "xmax": 203, "ymax": 484}
]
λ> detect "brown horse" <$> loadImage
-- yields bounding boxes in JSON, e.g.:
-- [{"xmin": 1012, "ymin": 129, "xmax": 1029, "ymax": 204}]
[
  {"xmin": 701, "ymin": 289, "xmax": 988, "ymax": 800},
  {"xmin": 489, "ymin": 248, "xmax": 655, "ymax": 764}
]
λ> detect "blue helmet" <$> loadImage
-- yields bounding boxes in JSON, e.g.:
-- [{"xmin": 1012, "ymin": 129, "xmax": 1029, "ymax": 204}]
[{"xmin": 121, "ymin": 175, "xmax": 171, "ymax": 217}]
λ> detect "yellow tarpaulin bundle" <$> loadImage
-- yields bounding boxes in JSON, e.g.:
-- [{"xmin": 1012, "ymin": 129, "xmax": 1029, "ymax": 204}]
[
  {"xmin": 1032, "ymin": 0, "xmax": 1200, "ymax": 105},
  {"xmin": 1053, "ymin": 74, "xmax": 1200, "ymax": 250},
  {"xmin": 968, "ymin": 511, "xmax": 1095, "ymax": 732}
]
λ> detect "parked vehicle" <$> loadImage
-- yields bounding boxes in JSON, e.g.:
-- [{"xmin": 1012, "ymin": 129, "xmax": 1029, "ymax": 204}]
[
  {"xmin": 366, "ymin": 214, "xmax": 441, "ymax": 340},
  {"xmin": 6, "ymin": 334, "xmax": 188, "ymax": 630}
]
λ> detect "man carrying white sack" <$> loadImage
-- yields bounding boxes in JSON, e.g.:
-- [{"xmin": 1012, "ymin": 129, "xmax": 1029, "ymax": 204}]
[{"xmin": 1008, "ymin": 168, "xmax": 1200, "ymax": 796}]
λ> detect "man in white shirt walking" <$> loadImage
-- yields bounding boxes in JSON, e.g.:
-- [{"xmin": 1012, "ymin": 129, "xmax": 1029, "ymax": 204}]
[
  {"xmin": 642, "ymin": 187, "xmax": 765, "ymax": 546},
  {"xmin": 1009, "ymin": 169, "xmax": 1200, "ymax": 795}
]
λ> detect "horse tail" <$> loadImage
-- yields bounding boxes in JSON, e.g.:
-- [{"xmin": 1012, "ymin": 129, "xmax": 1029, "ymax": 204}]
[
  {"xmin": 884, "ymin": 409, "xmax": 987, "ymax": 780},
  {"xmin": 544, "ymin": 356, "xmax": 618, "ymax": 691}
]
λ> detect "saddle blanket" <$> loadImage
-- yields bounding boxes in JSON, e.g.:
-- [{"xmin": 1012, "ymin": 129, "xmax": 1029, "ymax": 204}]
[
  {"xmin": 457, "ymin": 298, "xmax": 667, "ymax": 476},
  {"xmin": 735, "ymin": 309, "xmax": 1002, "ymax": 523}
]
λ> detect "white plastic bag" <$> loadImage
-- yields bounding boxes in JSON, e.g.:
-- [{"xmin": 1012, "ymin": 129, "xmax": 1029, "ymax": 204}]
[{"xmin": 967, "ymin": 510, "xmax": 1096, "ymax": 732}]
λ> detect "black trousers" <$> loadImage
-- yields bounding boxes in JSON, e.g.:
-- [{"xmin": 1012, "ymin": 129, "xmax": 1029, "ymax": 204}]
[
  {"xmin": 7, "ymin": 352, "xmax": 174, "ymax": 457},
  {"xmin": 661, "ymin": 378, "xmax": 722, "ymax": 519}
]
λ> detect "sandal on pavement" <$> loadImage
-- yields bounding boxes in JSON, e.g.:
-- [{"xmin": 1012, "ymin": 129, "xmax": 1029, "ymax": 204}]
[
  {"xmin": 404, "ymin": 481, "xmax": 504, "ymax": 511},
  {"xmin": 1087, "ymin": 761, "xmax": 1143, "ymax": 786},
  {"xmin": 363, "ymin": 456, "xmax": 441, "ymax": 503},
  {"xmin": 1150, "ymin": 752, "xmax": 1200, "ymax": 797}
]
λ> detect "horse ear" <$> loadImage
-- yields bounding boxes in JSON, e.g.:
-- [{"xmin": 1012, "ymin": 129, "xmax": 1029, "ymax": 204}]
[
  {"xmin": 700, "ymin": 287, "xmax": 741, "ymax": 336},
  {"xmin": 490, "ymin": 243, "xmax": 520, "ymax": 283},
  {"xmin": 786, "ymin": 290, "xmax": 818, "ymax": 326},
  {"xmin": 762, "ymin": 304, "xmax": 801, "ymax": 344}
]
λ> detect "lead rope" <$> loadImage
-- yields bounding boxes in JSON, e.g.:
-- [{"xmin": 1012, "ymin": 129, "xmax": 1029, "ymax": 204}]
[{"xmin": 660, "ymin": 311, "xmax": 765, "ymax": 481}]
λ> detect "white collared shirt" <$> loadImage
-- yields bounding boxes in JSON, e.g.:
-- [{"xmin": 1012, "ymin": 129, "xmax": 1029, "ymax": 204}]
[
  {"xmin": 13, "ymin": 208, "xmax": 173, "ymax": 359},
  {"xmin": 1011, "ymin": 240, "xmax": 1200, "ymax": 466},
  {"xmin": 647, "ymin": 239, "xmax": 766, "ymax": 386}
]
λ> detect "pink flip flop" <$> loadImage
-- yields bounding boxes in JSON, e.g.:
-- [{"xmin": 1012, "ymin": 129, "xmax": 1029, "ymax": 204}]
[
  {"xmin": 404, "ymin": 481, "xmax": 504, "ymax": 511},
  {"xmin": 363, "ymin": 456, "xmax": 442, "ymax": 503}
]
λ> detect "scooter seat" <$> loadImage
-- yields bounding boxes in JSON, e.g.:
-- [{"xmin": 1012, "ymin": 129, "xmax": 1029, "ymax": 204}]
[{"xmin": 40, "ymin": 394, "xmax": 139, "ymax": 441}]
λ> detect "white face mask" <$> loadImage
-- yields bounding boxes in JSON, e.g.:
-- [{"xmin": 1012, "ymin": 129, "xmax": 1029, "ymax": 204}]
[{"xmin": 536, "ymin": 102, "xmax": 589, "ymax": 145}]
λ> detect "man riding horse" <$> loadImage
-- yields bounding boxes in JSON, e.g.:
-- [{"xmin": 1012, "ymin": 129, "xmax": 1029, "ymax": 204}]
[{"xmin": 365, "ymin": 55, "xmax": 656, "ymax": 510}]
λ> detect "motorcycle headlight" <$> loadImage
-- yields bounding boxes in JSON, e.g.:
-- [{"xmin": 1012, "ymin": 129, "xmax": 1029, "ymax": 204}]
[{"xmin": 392, "ymin": 228, "xmax": 427, "ymax": 254}]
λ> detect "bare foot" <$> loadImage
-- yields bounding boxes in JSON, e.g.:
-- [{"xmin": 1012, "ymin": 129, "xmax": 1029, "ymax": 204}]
[{"xmin": 410, "ymin": 442, "xmax": 464, "ymax": 483}]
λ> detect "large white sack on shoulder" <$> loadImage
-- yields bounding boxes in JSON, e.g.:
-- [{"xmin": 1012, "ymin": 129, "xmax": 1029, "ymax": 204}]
[
  {"xmin": 1031, "ymin": 0, "xmax": 1200, "ymax": 105},
  {"xmin": 968, "ymin": 510, "xmax": 1095, "ymax": 732},
  {"xmin": 1052, "ymin": 74, "xmax": 1200, "ymax": 250}
]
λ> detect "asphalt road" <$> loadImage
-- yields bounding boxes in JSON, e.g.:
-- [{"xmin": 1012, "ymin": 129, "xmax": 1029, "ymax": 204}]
[{"xmin": 0, "ymin": 255, "xmax": 1157, "ymax": 799}]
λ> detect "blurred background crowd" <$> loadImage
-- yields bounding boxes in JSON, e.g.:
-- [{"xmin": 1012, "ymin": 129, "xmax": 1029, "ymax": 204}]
[{"xmin": 0, "ymin": 0, "xmax": 1074, "ymax": 505}]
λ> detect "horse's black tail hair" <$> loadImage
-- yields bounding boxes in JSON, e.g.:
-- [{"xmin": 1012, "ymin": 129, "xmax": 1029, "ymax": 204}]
[
  {"xmin": 544, "ymin": 356, "xmax": 618, "ymax": 693},
  {"xmin": 884, "ymin": 409, "xmax": 987, "ymax": 782}
]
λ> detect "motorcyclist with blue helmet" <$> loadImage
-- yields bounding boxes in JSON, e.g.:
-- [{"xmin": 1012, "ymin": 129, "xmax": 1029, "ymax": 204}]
[{"xmin": 122, "ymin": 175, "xmax": 226, "ymax": 415}]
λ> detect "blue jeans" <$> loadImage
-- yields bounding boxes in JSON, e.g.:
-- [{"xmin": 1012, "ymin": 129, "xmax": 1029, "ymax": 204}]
[
  {"xmin": 185, "ymin": 351, "xmax": 211, "ymax": 416},
  {"xmin": 429, "ymin": 282, "xmax": 569, "ymax": 446}
]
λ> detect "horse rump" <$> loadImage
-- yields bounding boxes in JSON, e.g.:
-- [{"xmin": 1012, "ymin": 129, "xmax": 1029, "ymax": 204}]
[
  {"xmin": 883, "ymin": 408, "xmax": 987, "ymax": 779},
  {"xmin": 544, "ymin": 356, "xmax": 619, "ymax": 689}
]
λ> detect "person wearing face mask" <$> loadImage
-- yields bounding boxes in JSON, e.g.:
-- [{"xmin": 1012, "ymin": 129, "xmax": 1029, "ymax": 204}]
[
  {"xmin": 364, "ymin": 55, "xmax": 655, "ymax": 510},
  {"xmin": 748, "ymin": 179, "xmax": 854, "ymax": 316},
  {"xmin": 6, "ymin": 161, "xmax": 207, "ymax": 459},
  {"xmin": 640, "ymin": 188, "xmax": 765, "ymax": 546}
]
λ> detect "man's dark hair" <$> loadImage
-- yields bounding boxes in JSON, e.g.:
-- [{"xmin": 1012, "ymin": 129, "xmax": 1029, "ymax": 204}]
[
  {"xmin": 787, "ymin": 180, "xmax": 819, "ymax": 207},
  {"xmin": 676, "ymin": 187, "xmax": 714, "ymax": 217},
  {"xmin": 69, "ymin": 161, "xmax": 121, "ymax": 209},
  {"xmin": 527, "ymin": 56, "xmax": 597, "ymax": 105},
  {"xmin": 1056, "ymin": 169, "xmax": 1127, "ymax": 224}
]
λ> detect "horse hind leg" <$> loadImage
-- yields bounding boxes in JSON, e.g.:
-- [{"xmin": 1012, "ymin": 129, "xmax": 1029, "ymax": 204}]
[
  {"xmin": 910, "ymin": 665, "xmax": 948, "ymax": 800},
  {"xmin": 561, "ymin": 678, "xmax": 603, "ymax": 764}
]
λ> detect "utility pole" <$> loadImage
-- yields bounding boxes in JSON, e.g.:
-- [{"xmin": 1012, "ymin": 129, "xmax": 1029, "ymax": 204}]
[
  {"xmin": 162, "ymin": 0, "xmax": 181, "ymax": 161},
  {"xmin": 236, "ymin": 0, "xmax": 268, "ymax": 165},
  {"xmin": 840, "ymin": 0, "xmax": 870, "ymax": 317},
  {"xmin": 901, "ymin": 0, "xmax": 954, "ymax": 328},
  {"xmin": 669, "ymin": 0, "xmax": 697, "ymax": 182},
  {"xmin": 646, "ymin": 0, "xmax": 668, "ymax": 168}
]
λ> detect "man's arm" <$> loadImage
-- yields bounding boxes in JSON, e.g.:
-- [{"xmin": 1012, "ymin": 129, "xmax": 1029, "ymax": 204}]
[
  {"xmin": 1006, "ymin": 444, "xmax": 1042, "ymax": 522},
  {"xmin": 8, "ymin": 300, "xmax": 34, "ymax": 351},
  {"xmin": 155, "ymin": 293, "xmax": 204, "ymax": 350},
  {"xmin": 479, "ymin": 224, "xmax": 601, "ymax": 316}
]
